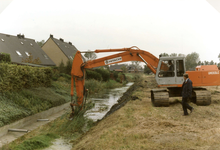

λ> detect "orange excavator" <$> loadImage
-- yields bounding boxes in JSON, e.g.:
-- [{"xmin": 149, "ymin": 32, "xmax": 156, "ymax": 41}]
[{"xmin": 70, "ymin": 46, "xmax": 220, "ymax": 116}]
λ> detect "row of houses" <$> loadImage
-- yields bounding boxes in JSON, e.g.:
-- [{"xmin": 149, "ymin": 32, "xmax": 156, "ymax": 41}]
[
  {"xmin": 0, "ymin": 33, "xmax": 78, "ymax": 66},
  {"xmin": 0, "ymin": 33, "xmax": 144, "ymax": 73}
]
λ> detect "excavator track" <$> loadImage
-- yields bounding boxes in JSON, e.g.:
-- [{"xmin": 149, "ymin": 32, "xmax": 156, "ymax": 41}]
[
  {"xmin": 151, "ymin": 89, "xmax": 169, "ymax": 107},
  {"xmin": 193, "ymin": 89, "xmax": 211, "ymax": 106}
]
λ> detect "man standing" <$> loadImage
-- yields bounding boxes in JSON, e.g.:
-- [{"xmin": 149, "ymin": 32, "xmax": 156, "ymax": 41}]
[{"xmin": 182, "ymin": 73, "xmax": 194, "ymax": 116}]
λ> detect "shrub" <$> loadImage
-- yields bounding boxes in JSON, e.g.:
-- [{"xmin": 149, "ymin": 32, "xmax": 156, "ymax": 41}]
[
  {"xmin": 0, "ymin": 53, "xmax": 11, "ymax": 63},
  {"xmin": 51, "ymin": 67, "xmax": 60, "ymax": 81},
  {"xmin": 65, "ymin": 60, "xmax": 72, "ymax": 75},
  {"xmin": 0, "ymin": 63, "xmax": 52, "ymax": 93},
  {"xmin": 22, "ymin": 53, "xmax": 41, "ymax": 64},
  {"xmin": 95, "ymin": 68, "xmax": 110, "ymax": 82},
  {"xmin": 58, "ymin": 60, "xmax": 65, "ymax": 74},
  {"xmin": 60, "ymin": 73, "xmax": 71, "ymax": 81},
  {"xmin": 113, "ymin": 71, "xmax": 119, "ymax": 79},
  {"xmin": 85, "ymin": 79, "xmax": 104, "ymax": 94},
  {"xmin": 86, "ymin": 69, "xmax": 102, "ymax": 81},
  {"xmin": 105, "ymin": 80, "xmax": 120, "ymax": 89}
]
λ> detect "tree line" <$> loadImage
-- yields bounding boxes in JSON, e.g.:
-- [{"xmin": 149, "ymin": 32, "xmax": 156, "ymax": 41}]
[
  {"xmin": 160, "ymin": 52, "xmax": 220, "ymax": 71},
  {"xmin": 144, "ymin": 52, "xmax": 220, "ymax": 74}
]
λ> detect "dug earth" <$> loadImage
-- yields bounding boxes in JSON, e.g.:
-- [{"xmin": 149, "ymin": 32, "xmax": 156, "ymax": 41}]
[{"xmin": 72, "ymin": 75, "xmax": 220, "ymax": 150}]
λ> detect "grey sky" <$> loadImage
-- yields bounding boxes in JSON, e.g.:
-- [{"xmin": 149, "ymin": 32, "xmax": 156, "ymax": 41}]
[
  {"xmin": 0, "ymin": 0, "xmax": 220, "ymax": 63},
  {"xmin": 0, "ymin": 0, "xmax": 13, "ymax": 14}
]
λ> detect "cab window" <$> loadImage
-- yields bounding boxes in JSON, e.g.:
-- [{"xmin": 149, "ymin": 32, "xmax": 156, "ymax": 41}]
[
  {"xmin": 158, "ymin": 60, "xmax": 175, "ymax": 77},
  {"xmin": 176, "ymin": 60, "xmax": 184, "ymax": 77}
]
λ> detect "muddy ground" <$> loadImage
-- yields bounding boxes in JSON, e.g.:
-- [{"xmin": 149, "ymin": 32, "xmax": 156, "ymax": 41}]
[{"xmin": 72, "ymin": 75, "xmax": 220, "ymax": 150}]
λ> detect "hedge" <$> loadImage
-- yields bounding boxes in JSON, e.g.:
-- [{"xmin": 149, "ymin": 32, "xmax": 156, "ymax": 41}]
[
  {"xmin": 0, "ymin": 63, "xmax": 52, "ymax": 93},
  {"xmin": 95, "ymin": 68, "xmax": 110, "ymax": 81},
  {"xmin": 86, "ymin": 69, "xmax": 102, "ymax": 81},
  {"xmin": 0, "ymin": 53, "xmax": 11, "ymax": 63}
]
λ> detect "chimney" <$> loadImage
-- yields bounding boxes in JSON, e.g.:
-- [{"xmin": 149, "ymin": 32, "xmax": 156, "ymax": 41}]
[
  {"xmin": 59, "ymin": 38, "xmax": 64, "ymax": 42},
  {"xmin": 69, "ymin": 42, "xmax": 72, "ymax": 45},
  {"xmin": 50, "ymin": 34, "xmax": 53, "ymax": 38},
  {"xmin": 17, "ymin": 34, "xmax": 21, "ymax": 38},
  {"xmin": 17, "ymin": 34, "xmax": 25, "ymax": 39}
]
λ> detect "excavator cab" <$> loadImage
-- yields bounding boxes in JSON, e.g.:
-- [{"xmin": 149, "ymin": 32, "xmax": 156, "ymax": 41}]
[
  {"xmin": 156, "ymin": 57, "xmax": 185, "ymax": 87},
  {"xmin": 151, "ymin": 56, "xmax": 187, "ymax": 107}
]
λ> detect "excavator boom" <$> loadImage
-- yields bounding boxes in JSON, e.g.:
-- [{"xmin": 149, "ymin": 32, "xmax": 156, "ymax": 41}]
[
  {"xmin": 70, "ymin": 46, "xmax": 219, "ymax": 117},
  {"xmin": 70, "ymin": 46, "xmax": 160, "ymax": 117}
]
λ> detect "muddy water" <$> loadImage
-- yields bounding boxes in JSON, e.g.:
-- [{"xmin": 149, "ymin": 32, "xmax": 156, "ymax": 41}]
[{"xmin": 85, "ymin": 82, "xmax": 133, "ymax": 121}]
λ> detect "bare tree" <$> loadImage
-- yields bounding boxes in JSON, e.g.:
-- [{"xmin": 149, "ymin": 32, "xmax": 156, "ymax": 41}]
[
  {"xmin": 131, "ymin": 61, "xmax": 141, "ymax": 69},
  {"xmin": 84, "ymin": 50, "xmax": 97, "ymax": 61},
  {"xmin": 36, "ymin": 40, "xmax": 45, "ymax": 47}
]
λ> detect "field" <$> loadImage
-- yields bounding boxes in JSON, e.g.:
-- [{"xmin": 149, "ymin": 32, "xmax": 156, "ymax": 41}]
[{"xmin": 72, "ymin": 75, "xmax": 220, "ymax": 150}]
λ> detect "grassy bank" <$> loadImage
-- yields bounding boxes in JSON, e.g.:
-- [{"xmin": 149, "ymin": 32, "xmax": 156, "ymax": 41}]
[
  {"xmin": 1, "ymin": 73, "xmax": 139, "ymax": 149},
  {"xmin": 0, "ymin": 80, "xmax": 71, "ymax": 128},
  {"xmin": 3, "ymin": 101, "xmax": 94, "ymax": 150},
  {"xmin": 0, "ymin": 72, "xmax": 134, "ymax": 128}
]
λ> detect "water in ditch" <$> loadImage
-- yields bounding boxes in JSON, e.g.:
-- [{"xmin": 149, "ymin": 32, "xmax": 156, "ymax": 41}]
[
  {"xmin": 43, "ymin": 82, "xmax": 133, "ymax": 150},
  {"xmin": 84, "ymin": 82, "xmax": 133, "ymax": 121}
]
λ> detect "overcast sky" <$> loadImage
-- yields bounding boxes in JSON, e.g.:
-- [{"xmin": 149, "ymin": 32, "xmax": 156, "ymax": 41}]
[{"xmin": 0, "ymin": 0, "xmax": 220, "ymax": 63}]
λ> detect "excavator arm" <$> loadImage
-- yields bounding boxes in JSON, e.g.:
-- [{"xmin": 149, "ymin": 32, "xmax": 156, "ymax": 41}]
[{"xmin": 70, "ymin": 46, "xmax": 160, "ymax": 117}]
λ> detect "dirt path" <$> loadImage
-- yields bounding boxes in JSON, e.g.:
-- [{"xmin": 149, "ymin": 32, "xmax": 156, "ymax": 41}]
[{"xmin": 71, "ymin": 75, "xmax": 220, "ymax": 150}]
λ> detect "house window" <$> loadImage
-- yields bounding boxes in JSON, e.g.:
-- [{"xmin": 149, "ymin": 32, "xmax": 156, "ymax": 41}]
[
  {"xmin": 1, "ymin": 39, "xmax": 4, "ymax": 42},
  {"xmin": 16, "ymin": 51, "xmax": 22, "ymax": 57},
  {"xmin": 44, "ymin": 55, "xmax": 48, "ymax": 59},
  {"xmin": 21, "ymin": 42, "xmax": 24, "ymax": 45},
  {"xmin": 25, "ymin": 52, "xmax": 30, "ymax": 56}
]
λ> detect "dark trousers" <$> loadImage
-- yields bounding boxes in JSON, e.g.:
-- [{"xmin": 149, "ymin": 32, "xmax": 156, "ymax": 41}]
[{"xmin": 182, "ymin": 97, "xmax": 193, "ymax": 115}]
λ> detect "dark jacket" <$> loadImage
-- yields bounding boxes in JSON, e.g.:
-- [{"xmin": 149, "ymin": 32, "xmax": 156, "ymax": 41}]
[
  {"xmin": 182, "ymin": 78, "xmax": 193, "ymax": 98},
  {"xmin": 169, "ymin": 64, "xmax": 174, "ymax": 71}
]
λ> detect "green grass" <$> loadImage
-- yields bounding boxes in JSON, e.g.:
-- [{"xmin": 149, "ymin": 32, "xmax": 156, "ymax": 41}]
[
  {"xmin": 85, "ymin": 79, "xmax": 126, "ymax": 95},
  {"xmin": 9, "ymin": 133, "xmax": 59, "ymax": 150},
  {"xmin": 0, "ymin": 79, "xmax": 72, "ymax": 128},
  {"xmin": 0, "ymin": 74, "xmax": 133, "ymax": 149},
  {"xmin": 0, "ymin": 74, "xmax": 128, "ymax": 128},
  {"xmin": 3, "ymin": 101, "xmax": 95, "ymax": 150},
  {"xmin": 50, "ymin": 104, "xmax": 95, "ymax": 136}
]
